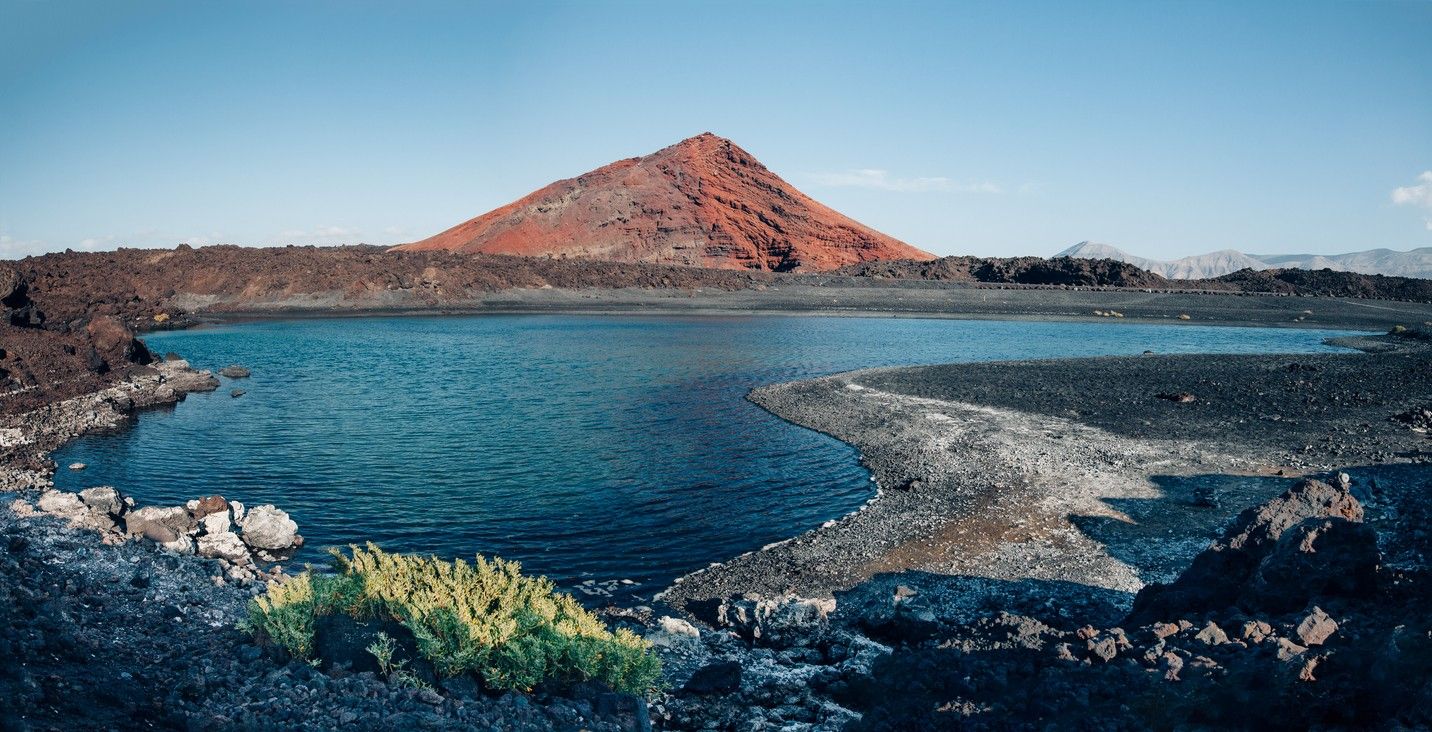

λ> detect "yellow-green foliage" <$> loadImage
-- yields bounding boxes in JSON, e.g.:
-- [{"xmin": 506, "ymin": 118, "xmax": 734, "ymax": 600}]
[
  {"xmin": 244, "ymin": 543, "xmax": 661, "ymax": 696},
  {"xmin": 243, "ymin": 572, "xmax": 318, "ymax": 658}
]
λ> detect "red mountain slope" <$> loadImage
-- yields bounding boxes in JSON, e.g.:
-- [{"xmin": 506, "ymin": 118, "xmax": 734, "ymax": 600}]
[{"xmin": 393, "ymin": 133, "xmax": 934, "ymax": 271}]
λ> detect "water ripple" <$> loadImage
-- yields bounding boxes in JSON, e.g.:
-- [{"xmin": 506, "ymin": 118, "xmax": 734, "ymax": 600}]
[{"xmin": 52, "ymin": 315, "xmax": 1356, "ymax": 601}]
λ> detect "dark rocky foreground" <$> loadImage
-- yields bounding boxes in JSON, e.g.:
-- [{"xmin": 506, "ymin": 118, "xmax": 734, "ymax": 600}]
[{"xmin": 642, "ymin": 472, "xmax": 1431, "ymax": 730}]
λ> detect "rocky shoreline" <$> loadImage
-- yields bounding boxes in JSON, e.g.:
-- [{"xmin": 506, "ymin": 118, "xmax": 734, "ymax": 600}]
[
  {"xmin": 663, "ymin": 332, "xmax": 1431, "ymax": 610},
  {"xmin": 647, "ymin": 330, "xmax": 1431, "ymax": 728},
  {"xmin": 0, "ymin": 358, "xmax": 662, "ymax": 730},
  {"xmin": 2, "ymin": 308, "xmax": 1430, "ymax": 729}
]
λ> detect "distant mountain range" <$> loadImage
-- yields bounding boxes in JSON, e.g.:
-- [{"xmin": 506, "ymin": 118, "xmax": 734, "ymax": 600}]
[{"xmin": 1057, "ymin": 242, "xmax": 1432, "ymax": 280}]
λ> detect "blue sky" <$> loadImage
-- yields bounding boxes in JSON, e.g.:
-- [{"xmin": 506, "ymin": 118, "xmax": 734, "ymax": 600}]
[{"xmin": 2, "ymin": 0, "xmax": 1429, "ymax": 260}]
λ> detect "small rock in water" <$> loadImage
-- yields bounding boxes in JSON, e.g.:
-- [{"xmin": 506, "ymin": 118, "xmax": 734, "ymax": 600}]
[
  {"xmin": 68, "ymin": 462, "xmax": 86, "ymax": 471},
  {"xmin": 230, "ymin": 389, "xmax": 246, "ymax": 398},
  {"xmin": 219, "ymin": 365, "xmax": 251, "ymax": 378},
  {"xmin": 238, "ymin": 505, "xmax": 298, "ymax": 551}
]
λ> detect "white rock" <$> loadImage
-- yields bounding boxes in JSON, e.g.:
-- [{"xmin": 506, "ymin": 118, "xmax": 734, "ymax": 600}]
[
  {"xmin": 229, "ymin": 500, "xmax": 245, "ymax": 521},
  {"xmin": 659, "ymin": 616, "xmax": 701, "ymax": 638},
  {"xmin": 647, "ymin": 616, "xmax": 703, "ymax": 649},
  {"xmin": 79, "ymin": 486, "xmax": 124, "ymax": 516},
  {"xmin": 197, "ymin": 531, "xmax": 251, "ymax": 564},
  {"xmin": 161, "ymin": 535, "xmax": 195, "ymax": 555},
  {"xmin": 68, "ymin": 462, "xmax": 87, "ymax": 471},
  {"xmin": 200, "ymin": 511, "xmax": 231, "ymax": 535},
  {"xmin": 0, "ymin": 428, "xmax": 27, "ymax": 448},
  {"xmin": 238, "ymin": 505, "xmax": 297, "ymax": 550},
  {"xmin": 37, "ymin": 490, "xmax": 87, "ymax": 517}
]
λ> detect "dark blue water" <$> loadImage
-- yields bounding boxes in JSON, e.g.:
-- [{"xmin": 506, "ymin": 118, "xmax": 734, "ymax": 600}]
[{"xmin": 53, "ymin": 315, "xmax": 1356, "ymax": 599}]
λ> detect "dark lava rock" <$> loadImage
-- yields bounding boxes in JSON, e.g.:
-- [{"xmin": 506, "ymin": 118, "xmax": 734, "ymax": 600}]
[
  {"xmin": 682, "ymin": 661, "xmax": 743, "ymax": 694},
  {"xmin": 1127, "ymin": 478, "xmax": 1363, "ymax": 625},
  {"xmin": 1156, "ymin": 391, "xmax": 1197, "ymax": 403},
  {"xmin": 1241, "ymin": 517, "xmax": 1379, "ymax": 614},
  {"xmin": 1391, "ymin": 404, "xmax": 1432, "ymax": 432}
]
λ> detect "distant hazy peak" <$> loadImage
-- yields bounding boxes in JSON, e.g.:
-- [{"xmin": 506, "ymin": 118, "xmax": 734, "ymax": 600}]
[{"xmin": 1057, "ymin": 242, "xmax": 1432, "ymax": 280}]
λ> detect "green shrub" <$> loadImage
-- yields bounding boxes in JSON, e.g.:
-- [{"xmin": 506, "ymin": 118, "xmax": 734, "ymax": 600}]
[{"xmin": 243, "ymin": 543, "xmax": 661, "ymax": 696}]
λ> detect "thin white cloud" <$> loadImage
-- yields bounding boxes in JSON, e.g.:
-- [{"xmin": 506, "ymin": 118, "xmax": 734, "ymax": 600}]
[
  {"xmin": 808, "ymin": 169, "xmax": 1003, "ymax": 194},
  {"xmin": 275, "ymin": 226, "xmax": 361, "ymax": 242},
  {"xmin": 1391, "ymin": 171, "xmax": 1432, "ymax": 209},
  {"xmin": 78, "ymin": 235, "xmax": 116, "ymax": 250},
  {"xmin": 0, "ymin": 234, "xmax": 47, "ymax": 258}
]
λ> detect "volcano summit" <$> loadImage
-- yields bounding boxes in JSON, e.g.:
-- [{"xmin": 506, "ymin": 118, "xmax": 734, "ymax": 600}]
[{"xmin": 394, "ymin": 133, "xmax": 934, "ymax": 272}]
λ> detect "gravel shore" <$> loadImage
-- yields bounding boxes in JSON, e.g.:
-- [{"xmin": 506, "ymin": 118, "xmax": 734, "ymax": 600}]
[{"xmin": 661, "ymin": 332, "xmax": 1431, "ymax": 611}]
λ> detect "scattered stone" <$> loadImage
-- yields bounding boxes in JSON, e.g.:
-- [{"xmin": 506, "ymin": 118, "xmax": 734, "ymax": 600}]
[
  {"xmin": 161, "ymin": 534, "xmax": 195, "ymax": 555},
  {"xmin": 1159, "ymin": 651, "xmax": 1184, "ymax": 681},
  {"xmin": 68, "ymin": 462, "xmax": 86, "ymax": 471},
  {"xmin": 659, "ymin": 616, "xmax": 700, "ymax": 638},
  {"xmin": 1152, "ymin": 622, "xmax": 1181, "ymax": 639},
  {"xmin": 699, "ymin": 593, "xmax": 836, "ymax": 648},
  {"xmin": 1295, "ymin": 607, "xmax": 1338, "ymax": 646},
  {"xmin": 1194, "ymin": 621, "xmax": 1229, "ymax": 646},
  {"xmin": 1275, "ymin": 637, "xmax": 1308, "ymax": 662},
  {"xmin": 231, "ymin": 388, "xmax": 246, "ymax": 398},
  {"xmin": 79, "ymin": 486, "xmax": 124, "ymax": 517},
  {"xmin": 219, "ymin": 365, "xmax": 251, "ymax": 378},
  {"xmin": 1241, "ymin": 620, "xmax": 1273, "ymax": 643},
  {"xmin": 1087, "ymin": 636, "xmax": 1119, "ymax": 662},
  {"xmin": 140, "ymin": 524, "xmax": 179, "ymax": 544},
  {"xmin": 1156, "ymin": 392, "xmax": 1197, "ymax": 404},
  {"xmin": 197, "ymin": 532, "xmax": 250, "ymax": 565}
]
